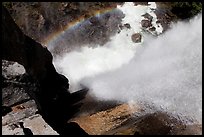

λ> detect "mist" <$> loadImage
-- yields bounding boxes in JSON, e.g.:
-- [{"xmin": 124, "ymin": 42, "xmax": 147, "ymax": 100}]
[
  {"xmin": 51, "ymin": 3, "xmax": 202, "ymax": 125},
  {"xmin": 52, "ymin": 2, "xmax": 162, "ymax": 91},
  {"xmin": 81, "ymin": 13, "xmax": 202, "ymax": 124}
]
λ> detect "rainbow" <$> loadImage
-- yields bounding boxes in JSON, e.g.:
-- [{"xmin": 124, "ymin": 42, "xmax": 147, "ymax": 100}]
[{"xmin": 43, "ymin": 6, "xmax": 118, "ymax": 46}]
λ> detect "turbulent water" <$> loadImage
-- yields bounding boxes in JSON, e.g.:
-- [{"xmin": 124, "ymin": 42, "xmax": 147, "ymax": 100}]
[
  {"xmin": 84, "ymin": 13, "xmax": 202, "ymax": 123},
  {"xmin": 52, "ymin": 2, "xmax": 162, "ymax": 91},
  {"xmin": 50, "ymin": 3, "xmax": 202, "ymax": 124}
]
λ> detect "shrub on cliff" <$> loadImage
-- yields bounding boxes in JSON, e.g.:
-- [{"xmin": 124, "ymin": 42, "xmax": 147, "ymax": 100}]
[{"xmin": 171, "ymin": 2, "xmax": 202, "ymax": 19}]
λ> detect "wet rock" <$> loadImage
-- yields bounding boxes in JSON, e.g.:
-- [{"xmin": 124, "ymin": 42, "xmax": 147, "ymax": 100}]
[
  {"xmin": 131, "ymin": 33, "xmax": 142, "ymax": 43},
  {"xmin": 119, "ymin": 23, "xmax": 131, "ymax": 31},
  {"xmin": 149, "ymin": 26, "xmax": 156, "ymax": 31},
  {"xmin": 119, "ymin": 24, "xmax": 124, "ymax": 30},
  {"xmin": 154, "ymin": 9, "xmax": 174, "ymax": 32},
  {"xmin": 156, "ymin": 20, "xmax": 161, "ymax": 24},
  {"xmin": 141, "ymin": 19, "xmax": 152, "ymax": 28},
  {"xmin": 142, "ymin": 13, "xmax": 153, "ymax": 21},
  {"xmin": 132, "ymin": 112, "xmax": 173, "ymax": 135},
  {"xmin": 134, "ymin": 2, "xmax": 148, "ymax": 6},
  {"xmin": 111, "ymin": 112, "xmax": 202, "ymax": 135},
  {"xmin": 124, "ymin": 23, "xmax": 131, "ymax": 29},
  {"xmin": 70, "ymin": 104, "xmax": 141, "ymax": 135},
  {"xmin": 131, "ymin": 112, "xmax": 202, "ymax": 135},
  {"xmin": 70, "ymin": 101, "xmax": 202, "ymax": 135},
  {"xmin": 172, "ymin": 124, "xmax": 202, "ymax": 135}
]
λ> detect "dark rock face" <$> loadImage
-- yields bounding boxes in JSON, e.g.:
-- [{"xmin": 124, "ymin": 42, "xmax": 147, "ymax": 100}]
[
  {"xmin": 2, "ymin": 5, "xmax": 88, "ymax": 135},
  {"xmin": 2, "ymin": 6, "xmax": 56, "ymax": 83},
  {"xmin": 3, "ymin": 2, "xmax": 121, "ymax": 43},
  {"xmin": 131, "ymin": 33, "xmax": 142, "ymax": 43}
]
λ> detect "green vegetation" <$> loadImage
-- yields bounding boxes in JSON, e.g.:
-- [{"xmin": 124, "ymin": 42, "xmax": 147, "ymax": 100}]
[
  {"xmin": 2, "ymin": 2, "xmax": 12, "ymax": 9},
  {"xmin": 171, "ymin": 2, "xmax": 202, "ymax": 19}
]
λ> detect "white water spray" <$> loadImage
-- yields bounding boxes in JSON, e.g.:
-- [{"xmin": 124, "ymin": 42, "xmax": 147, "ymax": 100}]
[
  {"xmin": 81, "ymin": 13, "xmax": 202, "ymax": 124},
  {"xmin": 53, "ymin": 2, "xmax": 162, "ymax": 91},
  {"xmin": 51, "ymin": 3, "xmax": 202, "ymax": 124}
]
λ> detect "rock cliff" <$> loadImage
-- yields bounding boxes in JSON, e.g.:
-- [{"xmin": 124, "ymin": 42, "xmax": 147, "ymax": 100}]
[{"xmin": 2, "ymin": 5, "xmax": 88, "ymax": 135}]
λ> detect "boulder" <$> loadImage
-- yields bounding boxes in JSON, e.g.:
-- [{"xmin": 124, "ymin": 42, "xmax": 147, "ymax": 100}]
[
  {"xmin": 131, "ymin": 33, "xmax": 142, "ymax": 43},
  {"xmin": 141, "ymin": 19, "xmax": 152, "ymax": 28},
  {"xmin": 118, "ymin": 23, "xmax": 131, "ymax": 31},
  {"xmin": 124, "ymin": 23, "xmax": 131, "ymax": 29},
  {"xmin": 119, "ymin": 24, "xmax": 124, "ymax": 30},
  {"xmin": 2, "ymin": 60, "xmax": 26, "ymax": 79}
]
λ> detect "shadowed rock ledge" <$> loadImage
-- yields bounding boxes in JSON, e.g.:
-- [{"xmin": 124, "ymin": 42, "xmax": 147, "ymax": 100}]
[{"xmin": 2, "ymin": 5, "xmax": 88, "ymax": 135}]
